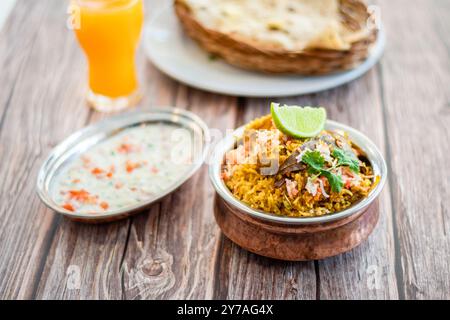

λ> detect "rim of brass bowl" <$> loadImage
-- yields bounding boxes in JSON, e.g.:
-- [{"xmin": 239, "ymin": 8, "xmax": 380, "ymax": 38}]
[{"xmin": 209, "ymin": 120, "xmax": 387, "ymax": 225}]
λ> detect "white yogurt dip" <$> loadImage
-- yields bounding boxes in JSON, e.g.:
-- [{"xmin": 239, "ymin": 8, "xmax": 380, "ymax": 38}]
[{"xmin": 52, "ymin": 123, "xmax": 194, "ymax": 213}]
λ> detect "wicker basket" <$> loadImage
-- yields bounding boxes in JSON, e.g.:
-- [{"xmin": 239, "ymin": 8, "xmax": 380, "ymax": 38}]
[{"xmin": 174, "ymin": 0, "xmax": 377, "ymax": 75}]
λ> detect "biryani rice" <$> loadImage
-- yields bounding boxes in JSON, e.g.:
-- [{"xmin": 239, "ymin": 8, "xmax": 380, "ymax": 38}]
[{"xmin": 222, "ymin": 115, "xmax": 376, "ymax": 217}]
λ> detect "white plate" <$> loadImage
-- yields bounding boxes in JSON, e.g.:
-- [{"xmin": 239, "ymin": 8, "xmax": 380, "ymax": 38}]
[{"xmin": 144, "ymin": 5, "xmax": 386, "ymax": 97}]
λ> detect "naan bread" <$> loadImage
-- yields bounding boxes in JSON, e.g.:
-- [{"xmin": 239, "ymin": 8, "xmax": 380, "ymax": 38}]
[{"xmin": 179, "ymin": 0, "xmax": 369, "ymax": 51}]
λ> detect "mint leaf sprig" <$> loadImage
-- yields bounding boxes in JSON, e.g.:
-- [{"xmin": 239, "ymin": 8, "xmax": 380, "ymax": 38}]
[{"xmin": 301, "ymin": 148, "xmax": 360, "ymax": 193}]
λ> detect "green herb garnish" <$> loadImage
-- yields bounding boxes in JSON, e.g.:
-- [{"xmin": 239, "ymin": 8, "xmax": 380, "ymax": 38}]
[
  {"xmin": 301, "ymin": 148, "xmax": 360, "ymax": 193},
  {"xmin": 332, "ymin": 148, "xmax": 360, "ymax": 173},
  {"xmin": 301, "ymin": 150, "xmax": 325, "ymax": 172},
  {"xmin": 321, "ymin": 171, "xmax": 344, "ymax": 193}
]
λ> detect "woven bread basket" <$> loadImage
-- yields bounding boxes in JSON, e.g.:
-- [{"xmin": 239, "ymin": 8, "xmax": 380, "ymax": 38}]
[{"xmin": 174, "ymin": 0, "xmax": 377, "ymax": 75}]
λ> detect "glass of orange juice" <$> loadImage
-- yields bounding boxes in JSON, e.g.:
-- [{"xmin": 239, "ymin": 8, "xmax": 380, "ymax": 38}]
[{"xmin": 71, "ymin": 0, "xmax": 144, "ymax": 112}]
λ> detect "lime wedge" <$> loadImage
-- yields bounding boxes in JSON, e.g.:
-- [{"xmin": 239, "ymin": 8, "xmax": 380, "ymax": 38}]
[{"xmin": 271, "ymin": 103, "xmax": 326, "ymax": 138}]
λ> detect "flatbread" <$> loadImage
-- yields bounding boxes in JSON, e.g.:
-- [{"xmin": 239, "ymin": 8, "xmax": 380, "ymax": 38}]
[{"xmin": 179, "ymin": 0, "xmax": 369, "ymax": 51}]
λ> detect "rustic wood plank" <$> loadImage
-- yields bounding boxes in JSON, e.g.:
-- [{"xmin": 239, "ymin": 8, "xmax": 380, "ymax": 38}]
[
  {"xmin": 116, "ymin": 2, "xmax": 239, "ymax": 298},
  {"xmin": 0, "ymin": 0, "xmax": 92, "ymax": 299},
  {"xmin": 215, "ymin": 240, "xmax": 317, "ymax": 299},
  {"xmin": 34, "ymin": 1, "xmax": 181, "ymax": 299},
  {"xmin": 35, "ymin": 220, "xmax": 131, "ymax": 299},
  {"xmin": 0, "ymin": 0, "xmax": 39, "ymax": 126},
  {"xmin": 120, "ymin": 88, "xmax": 238, "ymax": 299},
  {"xmin": 377, "ymin": 0, "xmax": 450, "ymax": 299}
]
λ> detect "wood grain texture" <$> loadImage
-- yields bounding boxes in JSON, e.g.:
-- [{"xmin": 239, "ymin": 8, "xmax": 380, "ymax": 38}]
[
  {"xmin": 377, "ymin": 0, "xmax": 450, "ymax": 299},
  {"xmin": 0, "ymin": 0, "xmax": 92, "ymax": 299},
  {"xmin": 0, "ymin": 0, "xmax": 448, "ymax": 300},
  {"xmin": 120, "ymin": 89, "xmax": 238, "ymax": 299}
]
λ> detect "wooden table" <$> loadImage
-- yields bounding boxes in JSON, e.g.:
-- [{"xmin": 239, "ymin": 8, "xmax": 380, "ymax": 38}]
[{"xmin": 0, "ymin": 0, "xmax": 449, "ymax": 300}]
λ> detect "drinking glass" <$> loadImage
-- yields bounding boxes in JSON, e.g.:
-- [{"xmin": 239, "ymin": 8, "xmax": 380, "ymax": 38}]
[{"xmin": 72, "ymin": 0, "xmax": 144, "ymax": 112}]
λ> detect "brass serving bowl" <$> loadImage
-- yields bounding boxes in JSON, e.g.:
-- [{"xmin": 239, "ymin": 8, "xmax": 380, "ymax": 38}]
[{"xmin": 209, "ymin": 120, "xmax": 387, "ymax": 261}]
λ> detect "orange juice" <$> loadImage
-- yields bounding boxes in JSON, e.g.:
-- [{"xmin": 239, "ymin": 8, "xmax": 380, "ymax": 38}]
[{"xmin": 73, "ymin": 0, "xmax": 143, "ymax": 112}]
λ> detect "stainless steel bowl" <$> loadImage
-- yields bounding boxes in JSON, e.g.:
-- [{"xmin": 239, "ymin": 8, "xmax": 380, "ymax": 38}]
[
  {"xmin": 209, "ymin": 120, "xmax": 387, "ymax": 225},
  {"xmin": 37, "ymin": 107, "xmax": 210, "ymax": 223}
]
